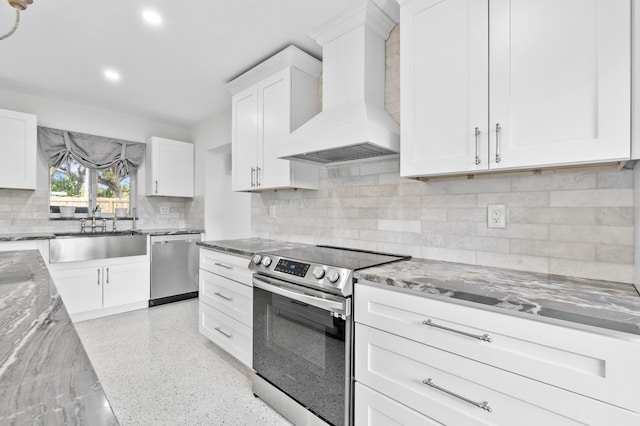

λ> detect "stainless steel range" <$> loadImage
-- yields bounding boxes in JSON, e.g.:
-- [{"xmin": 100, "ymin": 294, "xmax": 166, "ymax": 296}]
[{"xmin": 249, "ymin": 245, "xmax": 409, "ymax": 426}]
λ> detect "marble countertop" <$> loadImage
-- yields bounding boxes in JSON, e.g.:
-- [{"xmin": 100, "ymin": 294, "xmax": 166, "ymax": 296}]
[
  {"xmin": 356, "ymin": 258, "xmax": 640, "ymax": 336},
  {"xmin": 198, "ymin": 238, "xmax": 311, "ymax": 258},
  {"xmin": 0, "ymin": 250, "xmax": 119, "ymax": 425}
]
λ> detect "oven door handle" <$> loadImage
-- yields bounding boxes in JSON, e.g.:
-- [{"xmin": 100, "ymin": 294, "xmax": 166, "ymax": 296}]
[{"xmin": 253, "ymin": 277, "xmax": 348, "ymax": 316}]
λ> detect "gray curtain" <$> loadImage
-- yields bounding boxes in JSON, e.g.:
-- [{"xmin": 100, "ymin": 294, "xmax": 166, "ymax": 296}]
[{"xmin": 38, "ymin": 126, "xmax": 146, "ymax": 177}]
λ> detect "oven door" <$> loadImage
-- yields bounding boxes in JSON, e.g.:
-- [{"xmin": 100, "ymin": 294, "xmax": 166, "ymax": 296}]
[{"xmin": 252, "ymin": 274, "xmax": 351, "ymax": 426}]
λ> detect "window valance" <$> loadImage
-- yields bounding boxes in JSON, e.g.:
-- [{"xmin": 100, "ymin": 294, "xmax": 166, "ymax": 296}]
[{"xmin": 38, "ymin": 126, "xmax": 146, "ymax": 178}]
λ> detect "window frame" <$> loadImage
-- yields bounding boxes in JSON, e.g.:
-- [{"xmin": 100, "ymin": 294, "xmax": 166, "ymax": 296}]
[{"xmin": 49, "ymin": 160, "xmax": 137, "ymax": 218}]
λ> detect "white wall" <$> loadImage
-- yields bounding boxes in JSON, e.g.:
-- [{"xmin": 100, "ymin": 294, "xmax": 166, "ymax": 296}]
[
  {"xmin": 191, "ymin": 109, "xmax": 251, "ymax": 240},
  {"xmin": 0, "ymin": 87, "xmax": 200, "ymax": 233},
  {"xmin": 0, "ymin": 87, "xmax": 191, "ymax": 192}
]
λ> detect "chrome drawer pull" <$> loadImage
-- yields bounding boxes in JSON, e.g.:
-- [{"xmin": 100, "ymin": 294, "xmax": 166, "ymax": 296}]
[
  {"xmin": 214, "ymin": 291, "xmax": 233, "ymax": 302},
  {"xmin": 474, "ymin": 127, "xmax": 481, "ymax": 165},
  {"xmin": 213, "ymin": 262, "xmax": 232, "ymax": 270},
  {"xmin": 423, "ymin": 378, "xmax": 492, "ymax": 412},
  {"xmin": 422, "ymin": 319, "xmax": 492, "ymax": 343},
  {"xmin": 495, "ymin": 123, "xmax": 502, "ymax": 163},
  {"xmin": 214, "ymin": 326, "xmax": 233, "ymax": 339}
]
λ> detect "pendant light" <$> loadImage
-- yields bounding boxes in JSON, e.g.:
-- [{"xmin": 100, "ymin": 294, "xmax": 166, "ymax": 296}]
[{"xmin": 1, "ymin": 0, "xmax": 34, "ymax": 41}]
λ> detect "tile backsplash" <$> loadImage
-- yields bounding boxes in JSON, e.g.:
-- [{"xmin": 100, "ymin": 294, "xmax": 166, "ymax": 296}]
[
  {"xmin": 252, "ymin": 159, "xmax": 634, "ymax": 284},
  {"xmin": 0, "ymin": 189, "xmax": 202, "ymax": 234}
]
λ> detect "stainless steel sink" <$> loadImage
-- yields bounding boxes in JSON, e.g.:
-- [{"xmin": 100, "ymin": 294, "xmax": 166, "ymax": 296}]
[{"xmin": 49, "ymin": 233, "xmax": 147, "ymax": 263}]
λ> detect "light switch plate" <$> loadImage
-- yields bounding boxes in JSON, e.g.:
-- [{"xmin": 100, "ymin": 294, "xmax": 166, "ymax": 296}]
[{"xmin": 487, "ymin": 204, "xmax": 506, "ymax": 228}]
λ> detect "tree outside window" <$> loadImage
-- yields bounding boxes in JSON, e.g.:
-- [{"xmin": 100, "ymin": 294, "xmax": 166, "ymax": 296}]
[{"xmin": 50, "ymin": 160, "xmax": 135, "ymax": 217}]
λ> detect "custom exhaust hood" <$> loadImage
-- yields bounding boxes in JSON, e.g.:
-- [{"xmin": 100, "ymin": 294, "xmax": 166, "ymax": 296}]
[{"xmin": 277, "ymin": 0, "xmax": 399, "ymax": 164}]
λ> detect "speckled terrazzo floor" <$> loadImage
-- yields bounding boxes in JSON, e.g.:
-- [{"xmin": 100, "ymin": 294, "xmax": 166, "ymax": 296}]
[{"xmin": 74, "ymin": 299, "xmax": 291, "ymax": 426}]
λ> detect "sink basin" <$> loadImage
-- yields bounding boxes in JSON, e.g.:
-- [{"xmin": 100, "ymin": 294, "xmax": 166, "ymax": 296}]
[{"xmin": 49, "ymin": 234, "xmax": 147, "ymax": 263}]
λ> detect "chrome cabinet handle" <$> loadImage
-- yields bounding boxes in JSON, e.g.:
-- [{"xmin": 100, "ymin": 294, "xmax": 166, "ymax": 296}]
[
  {"xmin": 474, "ymin": 127, "xmax": 481, "ymax": 165},
  {"xmin": 106, "ymin": 267, "xmax": 109, "ymax": 284},
  {"xmin": 214, "ymin": 262, "xmax": 232, "ymax": 270},
  {"xmin": 256, "ymin": 166, "xmax": 261, "ymax": 187},
  {"xmin": 155, "ymin": 180, "xmax": 158, "ymax": 194},
  {"xmin": 495, "ymin": 123, "xmax": 502, "ymax": 163},
  {"xmin": 214, "ymin": 326, "xmax": 233, "ymax": 339},
  {"xmin": 422, "ymin": 319, "xmax": 492, "ymax": 343},
  {"xmin": 250, "ymin": 167, "xmax": 255, "ymax": 187},
  {"xmin": 423, "ymin": 378, "xmax": 492, "ymax": 412},
  {"xmin": 214, "ymin": 291, "xmax": 233, "ymax": 302},
  {"xmin": 97, "ymin": 268, "xmax": 100, "ymax": 285}
]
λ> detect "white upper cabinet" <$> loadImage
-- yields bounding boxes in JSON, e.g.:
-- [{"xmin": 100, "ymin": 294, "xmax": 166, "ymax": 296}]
[
  {"xmin": 400, "ymin": 0, "xmax": 631, "ymax": 178},
  {"xmin": 226, "ymin": 46, "xmax": 321, "ymax": 192},
  {"xmin": 0, "ymin": 109, "xmax": 37, "ymax": 190},
  {"xmin": 146, "ymin": 136, "xmax": 194, "ymax": 197}
]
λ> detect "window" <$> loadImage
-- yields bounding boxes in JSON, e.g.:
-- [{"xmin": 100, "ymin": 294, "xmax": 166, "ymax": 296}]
[{"xmin": 49, "ymin": 159, "xmax": 136, "ymax": 218}]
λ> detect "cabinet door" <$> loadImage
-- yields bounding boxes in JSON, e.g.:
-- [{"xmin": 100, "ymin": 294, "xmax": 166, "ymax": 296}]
[
  {"xmin": 150, "ymin": 137, "xmax": 194, "ymax": 197},
  {"xmin": 232, "ymin": 85, "xmax": 259, "ymax": 191},
  {"xmin": 400, "ymin": 0, "xmax": 489, "ymax": 177},
  {"xmin": 258, "ymin": 68, "xmax": 292, "ymax": 189},
  {"xmin": 102, "ymin": 262, "xmax": 150, "ymax": 308},
  {"xmin": 0, "ymin": 109, "xmax": 36, "ymax": 190},
  {"xmin": 490, "ymin": 0, "xmax": 631, "ymax": 170},
  {"xmin": 52, "ymin": 267, "xmax": 103, "ymax": 314}
]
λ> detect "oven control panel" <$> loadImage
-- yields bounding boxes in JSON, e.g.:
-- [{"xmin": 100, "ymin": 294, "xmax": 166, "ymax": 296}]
[
  {"xmin": 249, "ymin": 253, "xmax": 353, "ymax": 296},
  {"xmin": 274, "ymin": 259, "xmax": 310, "ymax": 277}
]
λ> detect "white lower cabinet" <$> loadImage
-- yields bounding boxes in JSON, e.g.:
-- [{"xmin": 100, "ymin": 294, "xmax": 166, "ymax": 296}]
[
  {"xmin": 199, "ymin": 302, "xmax": 252, "ymax": 367},
  {"xmin": 198, "ymin": 248, "xmax": 252, "ymax": 367},
  {"xmin": 355, "ymin": 382, "xmax": 442, "ymax": 426},
  {"xmin": 354, "ymin": 283, "xmax": 640, "ymax": 425},
  {"xmin": 50, "ymin": 258, "xmax": 149, "ymax": 321}
]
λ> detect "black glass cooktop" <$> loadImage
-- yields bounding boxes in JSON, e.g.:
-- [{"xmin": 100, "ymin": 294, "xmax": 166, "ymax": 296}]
[{"xmin": 263, "ymin": 245, "xmax": 410, "ymax": 271}]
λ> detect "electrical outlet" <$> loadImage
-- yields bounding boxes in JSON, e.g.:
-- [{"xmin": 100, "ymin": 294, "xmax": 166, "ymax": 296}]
[
  {"xmin": 160, "ymin": 207, "xmax": 170, "ymax": 214},
  {"xmin": 268, "ymin": 206, "xmax": 276, "ymax": 218},
  {"xmin": 487, "ymin": 204, "xmax": 506, "ymax": 229}
]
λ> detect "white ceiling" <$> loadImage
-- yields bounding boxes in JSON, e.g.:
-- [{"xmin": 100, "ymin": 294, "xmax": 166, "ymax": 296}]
[{"xmin": 0, "ymin": 0, "xmax": 364, "ymax": 129}]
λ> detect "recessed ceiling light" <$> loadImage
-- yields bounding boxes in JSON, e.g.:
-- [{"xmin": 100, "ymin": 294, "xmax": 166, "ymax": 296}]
[
  {"xmin": 142, "ymin": 9, "xmax": 163, "ymax": 26},
  {"xmin": 104, "ymin": 69, "xmax": 121, "ymax": 82}
]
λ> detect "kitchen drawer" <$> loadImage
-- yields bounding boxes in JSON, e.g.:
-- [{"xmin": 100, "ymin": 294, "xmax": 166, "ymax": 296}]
[
  {"xmin": 355, "ymin": 282, "xmax": 640, "ymax": 412},
  {"xmin": 355, "ymin": 324, "xmax": 640, "ymax": 426},
  {"xmin": 199, "ymin": 301, "xmax": 252, "ymax": 367},
  {"xmin": 199, "ymin": 248, "xmax": 251, "ymax": 284},
  {"xmin": 199, "ymin": 269, "xmax": 252, "ymax": 327},
  {"xmin": 355, "ymin": 382, "xmax": 442, "ymax": 426}
]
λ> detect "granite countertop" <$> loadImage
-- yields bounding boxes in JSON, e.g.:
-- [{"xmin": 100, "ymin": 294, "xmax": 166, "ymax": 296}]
[
  {"xmin": 136, "ymin": 228, "xmax": 204, "ymax": 236},
  {"xmin": 0, "ymin": 229, "xmax": 204, "ymax": 241},
  {"xmin": 0, "ymin": 233, "xmax": 55, "ymax": 241},
  {"xmin": 0, "ymin": 250, "xmax": 119, "ymax": 425},
  {"xmin": 198, "ymin": 238, "xmax": 311, "ymax": 258},
  {"xmin": 356, "ymin": 258, "xmax": 640, "ymax": 336}
]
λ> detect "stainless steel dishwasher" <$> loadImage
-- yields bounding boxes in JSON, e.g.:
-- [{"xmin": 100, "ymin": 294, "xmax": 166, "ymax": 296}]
[{"xmin": 150, "ymin": 233, "xmax": 202, "ymax": 306}]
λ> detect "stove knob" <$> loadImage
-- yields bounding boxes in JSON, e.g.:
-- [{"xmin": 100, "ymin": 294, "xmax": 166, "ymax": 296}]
[
  {"xmin": 252, "ymin": 254, "xmax": 262, "ymax": 265},
  {"xmin": 262, "ymin": 256, "xmax": 272, "ymax": 267},
  {"xmin": 326, "ymin": 269, "xmax": 340, "ymax": 283},
  {"xmin": 312, "ymin": 266, "xmax": 325, "ymax": 280}
]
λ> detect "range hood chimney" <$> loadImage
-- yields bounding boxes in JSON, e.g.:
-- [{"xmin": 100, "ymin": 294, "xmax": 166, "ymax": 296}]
[{"xmin": 277, "ymin": 0, "xmax": 399, "ymax": 164}]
